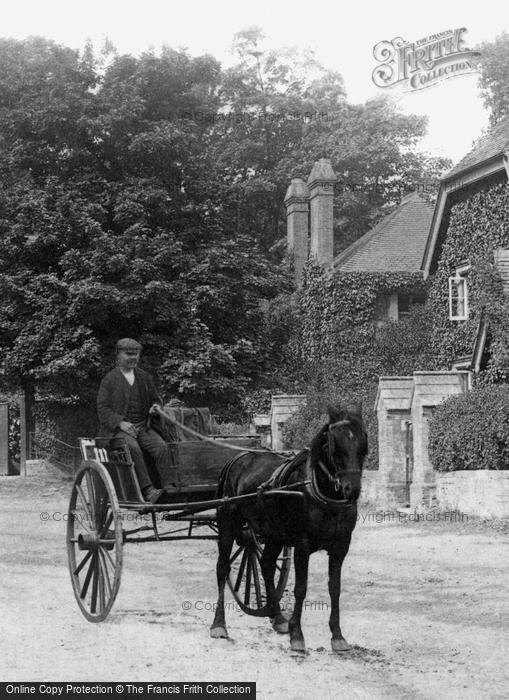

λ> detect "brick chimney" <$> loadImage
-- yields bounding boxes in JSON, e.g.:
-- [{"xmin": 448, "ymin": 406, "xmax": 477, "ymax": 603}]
[
  {"xmin": 307, "ymin": 158, "xmax": 336, "ymax": 266},
  {"xmin": 284, "ymin": 178, "xmax": 309, "ymax": 286}
]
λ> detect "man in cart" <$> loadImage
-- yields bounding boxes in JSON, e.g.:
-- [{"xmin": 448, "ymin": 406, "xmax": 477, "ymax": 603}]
[{"xmin": 97, "ymin": 338, "xmax": 174, "ymax": 503}]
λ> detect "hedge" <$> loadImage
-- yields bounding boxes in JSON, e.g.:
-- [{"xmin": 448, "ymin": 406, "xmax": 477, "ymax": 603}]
[{"xmin": 428, "ymin": 385, "xmax": 509, "ymax": 471}]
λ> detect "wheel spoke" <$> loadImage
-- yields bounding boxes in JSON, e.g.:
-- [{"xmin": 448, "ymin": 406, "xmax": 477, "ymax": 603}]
[
  {"xmin": 85, "ymin": 471, "xmax": 97, "ymax": 529},
  {"xmin": 76, "ymin": 484, "xmax": 93, "ymax": 524},
  {"xmin": 74, "ymin": 550, "xmax": 92, "ymax": 577},
  {"xmin": 229, "ymin": 545, "xmax": 243, "ymax": 565},
  {"xmin": 96, "ymin": 480, "xmax": 109, "ymax": 530},
  {"xmin": 234, "ymin": 549, "xmax": 249, "ymax": 592},
  {"xmin": 99, "ymin": 511, "xmax": 114, "ymax": 539},
  {"xmin": 98, "ymin": 556, "xmax": 105, "ymax": 613},
  {"xmin": 90, "ymin": 554, "xmax": 99, "ymax": 614},
  {"xmin": 244, "ymin": 554, "xmax": 252, "ymax": 606},
  {"xmin": 98, "ymin": 549, "xmax": 113, "ymax": 598},
  {"xmin": 71, "ymin": 508, "xmax": 92, "ymax": 533},
  {"xmin": 251, "ymin": 553, "xmax": 263, "ymax": 608},
  {"xmin": 80, "ymin": 554, "xmax": 95, "ymax": 600},
  {"xmin": 101, "ymin": 543, "xmax": 117, "ymax": 574}
]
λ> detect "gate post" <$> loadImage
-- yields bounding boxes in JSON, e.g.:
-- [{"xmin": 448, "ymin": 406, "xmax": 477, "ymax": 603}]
[
  {"xmin": 375, "ymin": 377, "xmax": 414, "ymax": 507},
  {"xmin": 0, "ymin": 402, "xmax": 8, "ymax": 475},
  {"xmin": 270, "ymin": 395, "xmax": 307, "ymax": 452},
  {"xmin": 410, "ymin": 371, "xmax": 469, "ymax": 508}
]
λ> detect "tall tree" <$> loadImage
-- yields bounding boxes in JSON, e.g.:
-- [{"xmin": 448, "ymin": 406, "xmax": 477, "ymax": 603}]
[
  {"xmin": 0, "ymin": 38, "xmax": 288, "ymax": 436},
  {"xmin": 478, "ymin": 32, "xmax": 509, "ymax": 125},
  {"xmin": 0, "ymin": 32, "xmax": 452, "ymax": 437},
  {"xmin": 208, "ymin": 28, "xmax": 449, "ymax": 255}
]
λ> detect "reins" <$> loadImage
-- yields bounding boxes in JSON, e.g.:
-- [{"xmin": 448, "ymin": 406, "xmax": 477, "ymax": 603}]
[
  {"xmin": 155, "ymin": 407, "xmax": 360, "ymax": 512},
  {"xmin": 153, "ymin": 406, "xmax": 272, "ymax": 453}
]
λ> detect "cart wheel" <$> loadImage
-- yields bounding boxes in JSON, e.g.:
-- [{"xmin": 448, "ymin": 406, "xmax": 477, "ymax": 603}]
[
  {"xmin": 67, "ymin": 460, "xmax": 123, "ymax": 622},
  {"xmin": 226, "ymin": 526, "xmax": 292, "ymax": 617}
]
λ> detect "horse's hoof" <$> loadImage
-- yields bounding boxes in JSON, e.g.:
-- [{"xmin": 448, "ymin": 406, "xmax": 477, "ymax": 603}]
[
  {"xmin": 210, "ymin": 626, "xmax": 228, "ymax": 639},
  {"xmin": 331, "ymin": 638, "xmax": 351, "ymax": 653},
  {"xmin": 290, "ymin": 638, "xmax": 306, "ymax": 653},
  {"xmin": 271, "ymin": 618, "xmax": 289, "ymax": 634}
]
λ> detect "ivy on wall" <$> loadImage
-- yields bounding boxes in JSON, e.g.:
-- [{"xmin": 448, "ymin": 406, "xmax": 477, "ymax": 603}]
[
  {"xmin": 426, "ymin": 182, "xmax": 509, "ymax": 471},
  {"xmin": 286, "ymin": 182, "xmax": 509, "ymax": 471},
  {"xmin": 426, "ymin": 182, "xmax": 509, "ymax": 372},
  {"xmin": 284, "ymin": 263, "xmax": 432, "ymax": 468}
]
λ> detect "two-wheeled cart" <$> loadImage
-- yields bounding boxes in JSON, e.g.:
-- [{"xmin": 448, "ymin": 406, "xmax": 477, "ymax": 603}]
[{"xmin": 66, "ymin": 429, "xmax": 294, "ymax": 622}]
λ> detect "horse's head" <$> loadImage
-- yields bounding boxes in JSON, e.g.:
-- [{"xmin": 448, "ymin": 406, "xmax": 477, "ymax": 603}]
[{"xmin": 310, "ymin": 403, "xmax": 368, "ymax": 503}]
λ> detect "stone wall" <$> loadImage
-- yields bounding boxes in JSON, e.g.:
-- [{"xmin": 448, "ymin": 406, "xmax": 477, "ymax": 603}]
[
  {"xmin": 358, "ymin": 470, "xmax": 383, "ymax": 506},
  {"xmin": 376, "ymin": 371, "xmax": 471, "ymax": 510},
  {"xmin": 435, "ymin": 471, "xmax": 509, "ymax": 518}
]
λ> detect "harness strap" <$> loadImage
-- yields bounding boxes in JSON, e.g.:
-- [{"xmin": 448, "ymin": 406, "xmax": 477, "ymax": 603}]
[
  {"xmin": 257, "ymin": 450, "xmax": 308, "ymax": 492},
  {"xmin": 307, "ymin": 455, "xmax": 351, "ymax": 511}
]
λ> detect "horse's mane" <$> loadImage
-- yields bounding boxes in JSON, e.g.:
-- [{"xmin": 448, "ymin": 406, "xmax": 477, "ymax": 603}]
[{"xmin": 307, "ymin": 424, "xmax": 329, "ymax": 473}]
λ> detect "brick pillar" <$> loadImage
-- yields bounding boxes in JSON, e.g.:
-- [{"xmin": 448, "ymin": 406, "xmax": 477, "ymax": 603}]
[
  {"xmin": 270, "ymin": 394, "xmax": 307, "ymax": 452},
  {"xmin": 375, "ymin": 377, "xmax": 414, "ymax": 507},
  {"xmin": 284, "ymin": 178, "xmax": 309, "ymax": 287},
  {"xmin": 307, "ymin": 158, "xmax": 336, "ymax": 266},
  {"xmin": 0, "ymin": 403, "xmax": 8, "ymax": 475},
  {"xmin": 410, "ymin": 371, "xmax": 469, "ymax": 508}
]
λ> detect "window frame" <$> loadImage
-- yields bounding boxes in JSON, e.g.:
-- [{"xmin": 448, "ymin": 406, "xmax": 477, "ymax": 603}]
[{"xmin": 448, "ymin": 264, "xmax": 470, "ymax": 321}]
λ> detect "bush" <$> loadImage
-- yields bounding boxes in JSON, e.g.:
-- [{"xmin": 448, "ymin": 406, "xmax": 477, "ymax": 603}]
[{"xmin": 429, "ymin": 385, "xmax": 509, "ymax": 471}]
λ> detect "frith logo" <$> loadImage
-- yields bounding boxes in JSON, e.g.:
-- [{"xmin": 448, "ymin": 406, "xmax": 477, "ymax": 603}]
[{"xmin": 372, "ymin": 28, "xmax": 481, "ymax": 91}]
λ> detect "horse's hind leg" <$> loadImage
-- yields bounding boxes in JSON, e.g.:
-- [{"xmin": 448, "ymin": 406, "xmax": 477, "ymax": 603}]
[
  {"xmin": 210, "ymin": 507, "xmax": 236, "ymax": 639},
  {"xmin": 260, "ymin": 540, "xmax": 288, "ymax": 634},
  {"xmin": 288, "ymin": 543, "xmax": 310, "ymax": 652},
  {"xmin": 328, "ymin": 542, "xmax": 351, "ymax": 653}
]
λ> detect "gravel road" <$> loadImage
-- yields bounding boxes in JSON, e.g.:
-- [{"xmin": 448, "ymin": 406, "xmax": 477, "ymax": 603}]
[{"xmin": 1, "ymin": 462, "xmax": 508, "ymax": 699}]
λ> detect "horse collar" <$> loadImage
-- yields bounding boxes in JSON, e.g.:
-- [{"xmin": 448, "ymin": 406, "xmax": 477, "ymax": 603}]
[{"xmin": 306, "ymin": 455, "xmax": 352, "ymax": 513}]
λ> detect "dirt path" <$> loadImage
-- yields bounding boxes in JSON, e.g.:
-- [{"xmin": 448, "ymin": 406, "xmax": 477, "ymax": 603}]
[{"xmin": 1, "ymin": 463, "xmax": 509, "ymax": 699}]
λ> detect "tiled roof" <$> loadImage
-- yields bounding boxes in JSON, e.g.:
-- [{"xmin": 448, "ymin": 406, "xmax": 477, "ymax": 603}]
[
  {"xmin": 334, "ymin": 192, "xmax": 433, "ymax": 273},
  {"xmin": 444, "ymin": 115, "xmax": 509, "ymax": 180}
]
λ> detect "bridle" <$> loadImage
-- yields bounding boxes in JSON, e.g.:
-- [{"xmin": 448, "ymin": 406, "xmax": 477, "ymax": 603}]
[{"xmin": 313, "ymin": 419, "xmax": 362, "ymax": 500}]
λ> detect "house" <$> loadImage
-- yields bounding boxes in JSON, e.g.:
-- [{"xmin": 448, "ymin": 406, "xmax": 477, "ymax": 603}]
[
  {"xmin": 283, "ymin": 159, "xmax": 436, "ymax": 503},
  {"xmin": 284, "ymin": 123, "xmax": 509, "ymax": 514},
  {"xmin": 285, "ymin": 160, "xmax": 434, "ymax": 320},
  {"xmin": 376, "ymin": 115, "xmax": 509, "ymax": 514},
  {"xmin": 334, "ymin": 191, "xmax": 433, "ymax": 322}
]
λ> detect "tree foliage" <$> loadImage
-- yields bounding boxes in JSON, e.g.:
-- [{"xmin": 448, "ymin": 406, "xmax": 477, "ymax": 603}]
[
  {"xmin": 0, "ymin": 33, "xmax": 449, "ymax": 436},
  {"xmin": 478, "ymin": 32, "xmax": 509, "ymax": 125}
]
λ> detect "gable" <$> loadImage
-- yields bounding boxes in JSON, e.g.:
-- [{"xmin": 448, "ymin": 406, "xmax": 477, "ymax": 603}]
[{"xmin": 444, "ymin": 115, "xmax": 509, "ymax": 182}]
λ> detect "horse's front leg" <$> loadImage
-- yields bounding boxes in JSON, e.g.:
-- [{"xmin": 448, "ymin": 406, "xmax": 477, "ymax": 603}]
[
  {"xmin": 288, "ymin": 543, "xmax": 310, "ymax": 652},
  {"xmin": 328, "ymin": 541, "xmax": 351, "ymax": 652},
  {"xmin": 260, "ymin": 539, "xmax": 288, "ymax": 634},
  {"xmin": 210, "ymin": 508, "xmax": 236, "ymax": 638}
]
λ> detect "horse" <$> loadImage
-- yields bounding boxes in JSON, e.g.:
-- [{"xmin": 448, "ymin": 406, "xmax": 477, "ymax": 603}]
[{"xmin": 210, "ymin": 403, "xmax": 368, "ymax": 653}]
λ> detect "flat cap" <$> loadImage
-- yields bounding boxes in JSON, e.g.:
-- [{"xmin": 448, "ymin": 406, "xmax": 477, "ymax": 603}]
[{"xmin": 116, "ymin": 338, "xmax": 142, "ymax": 352}]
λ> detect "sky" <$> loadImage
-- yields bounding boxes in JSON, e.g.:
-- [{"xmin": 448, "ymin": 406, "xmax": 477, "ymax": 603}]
[{"xmin": 3, "ymin": 0, "xmax": 509, "ymax": 163}]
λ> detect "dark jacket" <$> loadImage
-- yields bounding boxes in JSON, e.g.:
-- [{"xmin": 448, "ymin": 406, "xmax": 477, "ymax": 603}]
[{"xmin": 97, "ymin": 367, "xmax": 161, "ymax": 437}]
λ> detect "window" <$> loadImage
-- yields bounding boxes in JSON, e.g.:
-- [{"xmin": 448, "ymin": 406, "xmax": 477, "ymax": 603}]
[
  {"xmin": 398, "ymin": 294, "xmax": 411, "ymax": 315},
  {"xmin": 398, "ymin": 291, "xmax": 426, "ymax": 317},
  {"xmin": 448, "ymin": 265, "xmax": 469, "ymax": 321}
]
